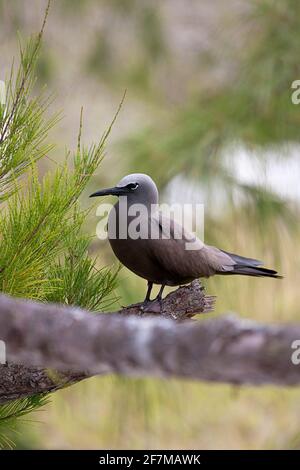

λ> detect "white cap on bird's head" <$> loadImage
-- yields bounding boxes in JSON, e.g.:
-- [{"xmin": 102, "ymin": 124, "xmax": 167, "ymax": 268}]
[{"xmin": 90, "ymin": 173, "xmax": 159, "ymax": 206}]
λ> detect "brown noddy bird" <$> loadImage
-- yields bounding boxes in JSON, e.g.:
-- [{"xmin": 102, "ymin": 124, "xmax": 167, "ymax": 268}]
[{"xmin": 90, "ymin": 173, "xmax": 282, "ymax": 302}]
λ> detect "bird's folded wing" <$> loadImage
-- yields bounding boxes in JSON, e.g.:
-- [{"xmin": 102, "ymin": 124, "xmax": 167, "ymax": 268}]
[{"xmin": 147, "ymin": 215, "xmax": 235, "ymax": 279}]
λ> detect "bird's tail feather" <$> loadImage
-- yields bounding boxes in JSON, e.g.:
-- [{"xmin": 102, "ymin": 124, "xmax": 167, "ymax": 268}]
[
  {"xmin": 221, "ymin": 265, "xmax": 283, "ymax": 279},
  {"xmin": 219, "ymin": 249, "xmax": 282, "ymax": 278},
  {"xmin": 221, "ymin": 250, "xmax": 262, "ymax": 267}
]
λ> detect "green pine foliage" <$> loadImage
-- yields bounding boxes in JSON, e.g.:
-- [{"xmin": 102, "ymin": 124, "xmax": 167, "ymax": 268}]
[
  {"xmin": 47, "ymin": 226, "xmax": 118, "ymax": 311},
  {"xmin": 0, "ymin": 2, "xmax": 118, "ymax": 447},
  {"xmin": 0, "ymin": 395, "xmax": 50, "ymax": 449},
  {"xmin": 0, "ymin": 2, "xmax": 56, "ymax": 202}
]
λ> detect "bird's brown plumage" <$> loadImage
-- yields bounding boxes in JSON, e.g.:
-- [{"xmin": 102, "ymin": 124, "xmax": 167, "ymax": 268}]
[
  {"xmin": 109, "ymin": 209, "xmax": 281, "ymax": 287},
  {"xmin": 91, "ymin": 173, "xmax": 281, "ymax": 301}
]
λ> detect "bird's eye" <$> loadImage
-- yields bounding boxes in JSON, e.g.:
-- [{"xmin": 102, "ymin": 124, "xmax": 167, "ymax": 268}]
[{"xmin": 126, "ymin": 182, "xmax": 139, "ymax": 190}]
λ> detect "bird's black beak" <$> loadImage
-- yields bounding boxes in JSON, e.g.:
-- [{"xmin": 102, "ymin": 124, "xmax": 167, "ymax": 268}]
[{"xmin": 89, "ymin": 186, "xmax": 129, "ymax": 198}]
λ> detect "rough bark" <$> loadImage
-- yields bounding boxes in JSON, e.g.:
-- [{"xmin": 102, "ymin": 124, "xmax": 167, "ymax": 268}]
[
  {"xmin": 0, "ymin": 281, "xmax": 212, "ymax": 402},
  {"xmin": 0, "ymin": 364, "xmax": 87, "ymax": 403},
  {"xmin": 119, "ymin": 280, "xmax": 215, "ymax": 319},
  {"xmin": 0, "ymin": 281, "xmax": 300, "ymax": 404}
]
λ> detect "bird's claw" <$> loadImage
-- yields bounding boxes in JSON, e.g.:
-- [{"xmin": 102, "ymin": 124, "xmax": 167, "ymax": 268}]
[{"xmin": 140, "ymin": 299, "xmax": 163, "ymax": 314}]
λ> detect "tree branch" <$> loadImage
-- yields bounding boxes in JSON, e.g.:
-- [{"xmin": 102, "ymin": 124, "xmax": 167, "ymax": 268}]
[
  {"xmin": 119, "ymin": 280, "xmax": 216, "ymax": 319},
  {"xmin": 0, "ymin": 364, "xmax": 87, "ymax": 403},
  {"xmin": 0, "ymin": 281, "xmax": 212, "ymax": 402},
  {"xmin": 0, "ymin": 281, "xmax": 299, "ymax": 404}
]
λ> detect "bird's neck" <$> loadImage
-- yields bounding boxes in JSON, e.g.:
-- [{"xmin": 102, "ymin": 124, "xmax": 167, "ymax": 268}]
[
  {"xmin": 115, "ymin": 197, "xmax": 158, "ymax": 214},
  {"xmin": 108, "ymin": 199, "xmax": 159, "ymax": 240}
]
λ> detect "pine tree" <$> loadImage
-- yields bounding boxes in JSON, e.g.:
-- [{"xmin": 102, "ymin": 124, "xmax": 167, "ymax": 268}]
[{"xmin": 0, "ymin": 2, "xmax": 118, "ymax": 447}]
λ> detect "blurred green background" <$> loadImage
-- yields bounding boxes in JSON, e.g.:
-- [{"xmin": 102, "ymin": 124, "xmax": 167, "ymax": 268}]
[{"xmin": 1, "ymin": 0, "xmax": 300, "ymax": 449}]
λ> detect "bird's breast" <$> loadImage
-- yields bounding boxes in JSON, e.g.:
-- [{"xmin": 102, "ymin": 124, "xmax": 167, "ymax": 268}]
[
  {"xmin": 107, "ymin": 209, "xmax": 167, "ymax": 283},
  {"xmin": 106, "ymin": 205, "xmax": 201, "ymax": 285}
]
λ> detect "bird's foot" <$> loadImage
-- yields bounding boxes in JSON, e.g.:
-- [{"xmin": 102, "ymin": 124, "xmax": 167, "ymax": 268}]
[{"xmin": 140, "ymin": 298, "xmax": 163, "ymax": 314}]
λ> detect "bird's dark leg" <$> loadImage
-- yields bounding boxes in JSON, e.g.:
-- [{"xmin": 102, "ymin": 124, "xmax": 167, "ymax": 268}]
[
  {"xmin": 141, "ymin": 282, "xmax": 165, "ymax": 314},
  {"xmin": 156, "ymin": 284, "xmax": 165, "ymax": 301},
  {"xmin": 141, "ymin": 283, "xmax": 165, "ymax": 314},
  {"xmin": 144, "ymin": 281, "xmax": 153, "ymax": 302}
]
